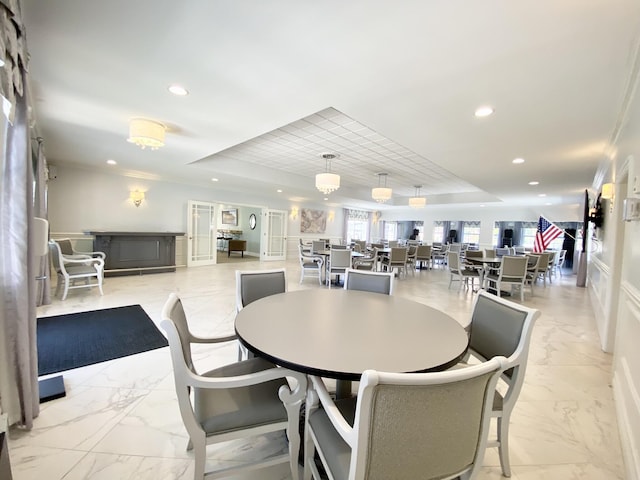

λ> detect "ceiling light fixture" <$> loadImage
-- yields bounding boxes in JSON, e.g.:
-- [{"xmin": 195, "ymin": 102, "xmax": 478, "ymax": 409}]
[
  {"xmin": 315, "ymin": 153, "xmax": 340, "ymax": 194},
  {"xmin": 127, "ymin": 118, "xmax": 166, "ymax": 150},
  {"xmin": 168, "ymin": 84, "xmax": 189, "ymax": 96},
  {"xmin": 409, "ymin": 185, "xmax": 426, "ymax": 208},
  {"xmin": 528, "ymin": 181, "xmax": 539, "ymax": 185},
  {"xmin": 512, "ymin": 158, "xmax": 525, "ymax": 164},
  {"xmin": 372, "ymin": 173, "xmax": 392, "ymax": 203},
  {"xmin": 474, "ymin": 106, "xmax": 494, "ymax": 117}
]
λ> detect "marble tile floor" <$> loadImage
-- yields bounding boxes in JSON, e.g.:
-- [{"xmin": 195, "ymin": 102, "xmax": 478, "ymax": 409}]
[{"xmin": 8, "ymin": 259, "xmax": 625, "ymax": 479}]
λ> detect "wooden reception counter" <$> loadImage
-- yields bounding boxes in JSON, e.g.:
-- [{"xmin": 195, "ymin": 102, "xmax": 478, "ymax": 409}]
[{"xmin": 87, "ymin": 231, "xmax": 184, "ymax": 276}]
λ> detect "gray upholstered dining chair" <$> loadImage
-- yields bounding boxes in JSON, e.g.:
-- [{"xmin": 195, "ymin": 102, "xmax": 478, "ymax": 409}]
[
  {"xmin": 48, "ymin": 240, "xmax": 104, "ymax": 300},
  {"xmin": 303, "ymin": 356, "xmax": 508, "ymax": 480},
  {"xmin": 381, "ymin": 247, "xmax": 408, "ymax": 278},
  {"xmin": 456, "ymin": 291, "xmax": 540, "ymax": 477},
  {"xmin": 235, "ymin": 268, "xmax": 287, "ymax": 358},
  {"xmin": 298, "ymin": 244, "xmax": 324, "ymax": 285},
  {"xmin": 351, "ymin": 247, "xmax": 378, "ymax": 271},
  {"xmin": 415, "ymin": 244, "xmax": 432, "ymax": 269},
  {"xmin": 343, "ymin": 268, "xmax": 394, "ymax": 295},
  {"xmin": 447, "ymin": 251, "xmax": 480, "ymax": 292},
  {"xmin": 483, "ymin": 255, "xmax": 528, "ymax": 301},
  {"xmin": 312, "ymin": 240, "xmax": 326, "ymax": 254},
  {"xmin": 161, "ymin": 293, "xmax": 307, "ymax": 480},
  {"xmin": 326, "ymin": 248, "xmax": 352, "ymax": 288}
]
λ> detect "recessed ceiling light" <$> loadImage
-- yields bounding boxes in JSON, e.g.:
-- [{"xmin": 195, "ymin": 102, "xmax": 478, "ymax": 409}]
[
  {"xmin": 168, "ymin": 84, "xmax": 189, "ymax": 96},
  {"xmin": 106, "ymin": 159, "xmax": 117, "ymax": 165},
  {"xmin": 538, "ymin": 193, "xmax": 547, "ymax": 197},
  {"xmin": 474, "ymin": 106, "xmax": 494, "ymax": 117},
  {"xmin": 512, "ymin": 158, "xmax": 525, "ymax": 164},
  {"xmin": 528, "ymin": 181, "xmax": 539, "ymax": 185},
  {"xmin": 545, "ymin": 202, "xmax": 552, "ymax": 206},
  {"xmin": 479, "ymin": 204, "xmax": 485, "ymax": 207},
  {"xmin": 277, "ymin": 189, "xmax": 283, "ymax": 193},
  {"xmin": 211, "ymin": 177, "xmax": 219, "ymax": 182},
  {"xmin": 324, "ymin": 197, "xmax": 328, "ymax": 201}
]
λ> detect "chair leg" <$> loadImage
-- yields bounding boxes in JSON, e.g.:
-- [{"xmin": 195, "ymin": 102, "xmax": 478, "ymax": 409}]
[
  {"xmin": 62, "ymin": 277, "xmax": 70, "ymax": 300},
  {"xmin": 190, "ymin": 432, "xmax": 206, "ymax": 480},
  {"xmin": 497, "ymin": 415, "xmax": 512, "ymax": 477}
]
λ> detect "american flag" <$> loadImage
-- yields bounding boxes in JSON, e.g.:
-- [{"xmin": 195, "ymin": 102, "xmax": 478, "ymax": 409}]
[{"xmin": 533, "ymin": 216, "xmax": 563, "ymax": 253}]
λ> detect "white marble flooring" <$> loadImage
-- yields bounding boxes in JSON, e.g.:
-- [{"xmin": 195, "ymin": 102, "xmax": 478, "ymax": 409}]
[{"xmin": 8, "ymin": 258, "xmax": 625, "ymax": 479}]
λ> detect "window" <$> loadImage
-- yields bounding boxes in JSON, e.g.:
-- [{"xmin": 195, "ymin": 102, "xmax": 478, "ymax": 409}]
[
  {"xmin": 346, "ymin": 219, "xmax": 368, "ymax": 243},
  {"xmin": 345, "ymin": 209, "xmax": 370, "ymax": 243},
  {"xmin": 462, "ymin": 221, "xmax": 480, "ymax": 245},
  {"xmin": 521, "ymin": 227, "xmax": 537, "ymax": 249},
  {"xmin": 432, "ymin": 222, "xmax": 444, "ymax": 244},
  {"xmin": 384, "ymin": 222, "xmax": 398, "ymax": 241},
  {"xmin": 492, "ymin": 224, "xmax": 500, "ymax": 247}
]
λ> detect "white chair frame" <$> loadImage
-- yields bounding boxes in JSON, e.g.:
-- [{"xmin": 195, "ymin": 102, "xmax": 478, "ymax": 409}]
[{"xmin": 49, "ymin": 240, "xmax": 104, "ymax": 300}]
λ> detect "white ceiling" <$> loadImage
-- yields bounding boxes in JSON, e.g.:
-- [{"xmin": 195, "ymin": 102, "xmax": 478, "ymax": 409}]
[{"xmin": 20, "ymin": 0, "xmax": 640, "ymax": 210}]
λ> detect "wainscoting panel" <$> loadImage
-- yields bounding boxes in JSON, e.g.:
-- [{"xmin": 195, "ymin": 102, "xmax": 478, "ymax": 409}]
[{"xmin": 613, "ymin": 281, "xmax": 640, "ymax": 480}]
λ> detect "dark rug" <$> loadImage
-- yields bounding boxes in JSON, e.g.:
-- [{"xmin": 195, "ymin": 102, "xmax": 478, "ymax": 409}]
[{"xmin": 37, "ymin": 305, "xmax": 168, "ymax": 376}]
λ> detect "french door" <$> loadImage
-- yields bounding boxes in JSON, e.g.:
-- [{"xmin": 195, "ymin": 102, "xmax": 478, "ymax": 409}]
[
  {"xmin": 187, "ymin": 201, "xmax": 217, "ymax": 267},
  {"xmin": 261, "ymin": 209, "xmax": 287, "ymax": 261}
]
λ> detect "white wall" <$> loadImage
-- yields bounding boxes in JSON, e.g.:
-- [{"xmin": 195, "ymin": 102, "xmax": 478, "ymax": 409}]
[{"xmin": 599, "ymin": 61, "xmax": 640, "ymax": 478}]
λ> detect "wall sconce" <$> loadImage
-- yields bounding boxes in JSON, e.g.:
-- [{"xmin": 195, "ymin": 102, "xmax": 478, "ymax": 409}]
[
  {"xmin": 130, "ymin": 190, "xmax": 145, "ymax": 207},
  {"xmin": 601, "ymin": 183, "xmax": 614, "ymax": 213},
  {"xmin": 290, "ymin": 206, "xmax": 299, "ymax": 220},
  {"xmin": 327, "ymin": 211, "xmax": 335, "ymax": 222}
]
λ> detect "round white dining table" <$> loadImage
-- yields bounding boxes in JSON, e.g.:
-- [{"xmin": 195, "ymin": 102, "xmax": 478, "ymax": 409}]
[{"xmin": 235, "ymin": 289, "xmax": 469, "ymax": 398}]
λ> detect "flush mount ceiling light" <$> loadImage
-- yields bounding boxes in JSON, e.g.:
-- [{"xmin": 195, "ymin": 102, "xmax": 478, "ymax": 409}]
[
  {"xmin": 474, "ymin": 105, "xmax": 494, "ymax": 117},
  {"xmin": 372, "ymin": 173, "xmax": 392, "ymax": 203},
  {"xmin": 409, "ymin": 185, "xmax": 426, "ymax": 208},
  {"xmin": 127, "ymin": 118, "xmax": 166, "ymax": 150},
  {"xmin": 315, "ymin": 153, "xmax": 341, "ymax": 195}
]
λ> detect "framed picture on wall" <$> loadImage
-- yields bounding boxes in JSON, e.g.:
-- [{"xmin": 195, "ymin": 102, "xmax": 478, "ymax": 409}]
[{"xmin": 221, "ymin": 208, "xmax": 238, "ymax": 226}]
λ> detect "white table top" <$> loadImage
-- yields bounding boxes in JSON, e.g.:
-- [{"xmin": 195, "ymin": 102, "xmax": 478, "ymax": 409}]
[{"xmin": 235, "ymin": 289, "xmax": 469, "ymax": 380}]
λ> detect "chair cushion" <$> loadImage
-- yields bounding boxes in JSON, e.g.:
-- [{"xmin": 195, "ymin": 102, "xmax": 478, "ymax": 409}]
[
  {"xmin": 195, "ymin": 357, "xmax": 288, "ymax": 435},
  {"xmin": 302, "ymin": 261, "xmax": 320, "ymax": 268},
  {"xmin": 308, "ymin": 397, "xmax": 357, "ymax": 479},
  {"xmin": 65, "ymin": 264, "xmax": 99, "ymax": 275}
]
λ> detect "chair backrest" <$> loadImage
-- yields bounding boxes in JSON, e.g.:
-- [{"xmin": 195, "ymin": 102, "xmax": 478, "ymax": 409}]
[
  {"xmin": 48, "ymin": 240, "xmax": 63, "ymax": 273},
  {"xmin": 514, "ymin": 246, "xmax": 526, "ymax": 254},
  {"xmin": 464, "ymin": 249, "xmax": 483, "ymax": 259},
  {"xmin": 57, "ymin": 238, "xmax": 74, "ymax": 256},
  {"xmin": 448, "ymin": 243, "xmax": 462, "ymax": 253},
  {"xmin": 387, "ymin": 240, "xmax": 399, "ymax": 248},
  {"xmin": 468, "ymin": 290, "xmax": 540, "ymax": 399},
  {"xmin": 500, "ymin": 256, "xmax": 528, "ymax": 278},
  {"xmin": 389, "ymin": 247, "xmax": 407, "ymax": 263},
  {"xmin": 329, "ymin": 248, "xmax": 352, "ymax": 269},
  {"xmin": 354, "ymin": 240, "xmax": 367, "ymax": 251},
  {"xmin": 495, "ymin": 247, "xmax": 510, "ymax": 257},
  {"xmin": 312, "ymin": 240, "xmax": 326, "ymax": 254},
  {"xmin": 416, "ymin": 245, "xmax": 431, "ymax": 258},
  {"xmin": 235, "ymin": 268, "xmax": 287, "ymax": 312},
  {"xmin": 447, "ymin": 251, "xmax": 461, "ymax": 272},
  {"xmin": 343, "ymin": 268, "xmax": 394, "ymax": 295},
  {"xmin": 407, "ymin": 245, "xmax": 417, "ymax": 258},
  {"xmin": 331, "ymin": 244, "xmax": 348, "ymax": 250},
  {"xmin": 532, "ymin": 252, "xmax": 551, "ymax": 272},
  {"xmin": 348, "ymin": 357, "xmax": 507, "ymax": 479},
  {"xmin": 161, "ymin": 292, "xmax": 197, "ymax": 373},
  {"xmin": 485, "ymin": 248, "xmax": 496, "ymax": 257}
]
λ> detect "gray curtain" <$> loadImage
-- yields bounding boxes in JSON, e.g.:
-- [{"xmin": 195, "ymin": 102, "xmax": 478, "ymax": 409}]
[{"xmin": 0, "ymin": 0, "xmax": 40, "ymax": 429}]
